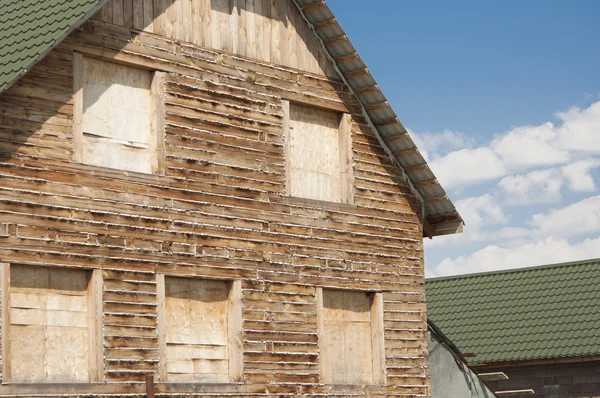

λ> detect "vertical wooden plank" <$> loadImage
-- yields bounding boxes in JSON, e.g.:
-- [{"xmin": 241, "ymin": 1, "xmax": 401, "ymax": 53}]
[
  {"xmin": 88, "ymin": 269, "xmax": 103, "ymax": 382},
  {"xmin": 278, "ymin": 0, "xmax": 290, "ymax": 67},
  {"xmin": 156, "ymin": 274, "xmax": 167, "ymax": 382},
  {"xmin": 231, "ymin": 0, "xmax": 240, "ymax": 55},
  {"xmin": 151, "ymin": 72, "xmax": 167, "ymax": 175},
  {"xmin": 181, "ymin": 0, "xmax": 193, "ymax": 42},
  {"xmin": 254, "ymin": 0, "xmax": 263, "ymax": 61},
  {"xmin": 270, "ymin": 0, "xmax": 280, "ymax": 65},
  {"xmin": 72, "ymin": 52, "xmax": 83, "ymax": 164},
  {"xmin": 201, "ymin": 0, "xmax": 212, "ymax": 48},
  {"xmin": 101, "ymin": 1, "xmax": 113, "ymax": 22},
  {"xmin": 153, "ymin": 0, "xmax": 169, "ymax": 36},
  {"xmin": 261, "ymin": 0, "xmax": 271, "ymax": 63},
  {"xmin": 286, "ymin": 0, "xmax": 297, "ymax": 69},
  {"xmin": 143, "ymin": 0, "xmax": 154, "ymax": 32},
  {"xmin": 236, "ymin": 0, "xmax": 246, "ymax": 57},
  {"xmin": 294, "ymin": 3, "xmax": 304, "ymax": 72},
  {"xmin": 371, "ymin": 293, "xmax": 386, "ymax": 385},
  {"xmin": 165, "ymin": 0, "xmax": 177, "ymax": 39},
  {"xmin": 316, "ymin": 287, "xmax": 324, "ymax": 383},
  {"xmin": 113, "ymin": 0, "xmax": 124, "ymax": 25},
  {"xmin": 192, "ymin": 0, "xmax": 203, "ymax": 45},
  {"xmin": 123, "ymin": 0, "xmax": 134, "ymax": 28},
  {"xmin": 133, "ymin": 0, "xmax": 144, "ymax": 29},
  {"xmin": 0, "ymin": 263, "xmax": 10, "ymax": 382},
  {"xmin": 339, "ymin": 113, "xmax": 354, "ymax": 204},
  {"xmin": 246, "ymin": 0, "xmax": 256, "ymax": 59},
  {"xmin": 282, "ymin": 100, "xmax": 291, "ymax": 196},
  {"xmin": 210, "ymin": 0, "xmax": 223, "ymax": 50},
  {"xmin": 227, "ymin": 280, "xmax": 243, "ymax": 382}
]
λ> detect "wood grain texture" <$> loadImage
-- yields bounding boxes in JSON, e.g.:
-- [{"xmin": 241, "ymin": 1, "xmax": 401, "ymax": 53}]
[
  {"xmin": 0, "ymin": 12, "xmax": 428, "ymax": 396},
  {"xmin": 96, "ymin": 0, "xmax": 337, "ymax": 77}
]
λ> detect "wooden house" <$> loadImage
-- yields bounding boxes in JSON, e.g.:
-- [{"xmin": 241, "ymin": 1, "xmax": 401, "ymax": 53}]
[{"xmin": 0, "ymin": 0, "xmax": 463, "ymax": 396}]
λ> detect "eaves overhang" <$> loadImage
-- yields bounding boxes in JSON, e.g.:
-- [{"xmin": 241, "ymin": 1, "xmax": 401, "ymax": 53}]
[{"xmin": 293, "ymin": 0, "xmax": 464, "ymax": 237}]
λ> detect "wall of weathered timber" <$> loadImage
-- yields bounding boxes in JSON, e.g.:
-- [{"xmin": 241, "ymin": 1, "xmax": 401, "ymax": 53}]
[
  {"xmin": 93, "ymin": 0, "xmax": 339, "ymax": 77},
  {"xmin": 0, "ymin": 7, "xmax": 429, "ymax": 397}
]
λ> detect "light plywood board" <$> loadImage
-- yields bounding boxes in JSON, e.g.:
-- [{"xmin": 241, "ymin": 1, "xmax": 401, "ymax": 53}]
[
  {"xmin": 288, "ymin": 104, "xmax": 344, "ymax": 203},
  {"xmin": 8, "ymin": 265, "xmax": 94, "ymax": 383},
  {"xmin": 79, "ymin": 56, "xmax": 156, "ymax": 174},
  {"xmin": 162, "ymin": 276, "xmax": 230, "ymax": 383},
  {"xmin": 320, "ymin": 289, "xmax": 375, "ymax": 385}
]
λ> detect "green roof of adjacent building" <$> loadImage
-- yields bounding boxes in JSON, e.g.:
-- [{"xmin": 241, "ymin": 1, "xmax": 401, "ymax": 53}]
[
  {"xmin": 0, "ymin": 0, "xmax": 106, "ymax": 92},
  {"xmin": 426, "ymin": 258, "xmax": 600, "ymax": 365}
]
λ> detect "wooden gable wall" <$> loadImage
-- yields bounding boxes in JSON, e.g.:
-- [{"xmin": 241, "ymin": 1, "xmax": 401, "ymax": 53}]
[
  {"xmin": 0, "ymin": 3, "xmax": 430, "ymax": 397},
  {"xmin": 93, "ymin": 0, "xmax": 338, "ymax": 77}
]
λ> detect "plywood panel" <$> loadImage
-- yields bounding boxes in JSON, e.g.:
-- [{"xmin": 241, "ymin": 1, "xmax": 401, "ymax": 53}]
[
  {"xmin": 320, "ymin": 289, "xmax": 374, "ymax": 385},
  {"xmin": 8, "ymin": 265, "xmax": 93, "ymax": 383},
  {"xmin": 163, "ymin": 277, "xmax": 230, "ymax": 383},
  {"xmin": 288, "ymin": 104, "xmax": 344, "ymax": 203}
]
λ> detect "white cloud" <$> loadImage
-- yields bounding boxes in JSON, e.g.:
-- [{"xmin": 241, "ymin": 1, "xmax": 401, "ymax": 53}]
[
  {"xmin": 530, "ymin": 195, "xmax": 600, "ymax": 239},
  {"xmin": 427, "ymin": 194, "xmax": 507, "ymax": 247},
  {"xmin": 428, "ymin": 236, "xmax": 600, "ymax": 277},
  {"xmin": 426, "ymin": 101, "xmax": 600, "ymax": 189},
  {"xmin": 430, "ymin": 147, "xmax": 505, "ymax": 188},
  {"xmin": 410, "ymin": 129, "xmax": 473, "ymax": 162},
  {"xmin": 562, "ymin": 158, "xmax": 600, "ymax": 192},
  {"xmin": 491, "ymin": 122, "xmax": 569, "ymax": 168},
  {"xmin": 498, "ymin": 168, "xmax": 563, "ymax": 205},
  {"xmin": 556, "ymin": 102, "xmax": 600, "ymax": 153}
]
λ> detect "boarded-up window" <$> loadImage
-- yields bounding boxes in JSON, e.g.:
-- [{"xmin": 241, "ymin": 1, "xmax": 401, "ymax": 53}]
[
  {"xmin": 1, "ymin": 264, "xmax": 102, "ymax": 383},
  {"xmin": 286, "ymin": 102, "xmax": 353, "ymax": 203},
  {"xmin": 157, "ymin": 277, "xmax": 242, "ymax": 383},
  {"xmin": 73, "ymin": 54, "xmax": 165, "ymax": 174},
  {"xmin": 318, "ymin": 289, "xmax": 385, "ymax": 385}
]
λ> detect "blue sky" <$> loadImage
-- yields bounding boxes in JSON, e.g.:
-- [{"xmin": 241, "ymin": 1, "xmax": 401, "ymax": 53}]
[{"xmin": 328, "ymin": 1, "xmax": 600, "ymax": 276}]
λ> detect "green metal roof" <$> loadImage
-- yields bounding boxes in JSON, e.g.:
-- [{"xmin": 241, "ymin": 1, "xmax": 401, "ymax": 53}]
[
  {"xmin": 0, "ymin": 0, "xmax": 107, "ymax": 92},
  {"xmin": 426, "ymin": 258, "xmax": 600, "ymax": 365}
]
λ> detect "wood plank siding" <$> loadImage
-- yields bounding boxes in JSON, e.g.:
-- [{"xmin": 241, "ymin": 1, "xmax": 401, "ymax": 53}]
[
  {"xmin": 0, "ymin": 2, "xmax": 429, "ymax": 396},
  {"xmin": 92, "ymin": 0, "xmax": 338, "ymax": 77}
]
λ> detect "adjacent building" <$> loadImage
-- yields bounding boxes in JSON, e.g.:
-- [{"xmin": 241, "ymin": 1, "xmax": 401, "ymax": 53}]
[{"xmin": 427, "ymin": 258, "xmax": 600, "ymax": 398}]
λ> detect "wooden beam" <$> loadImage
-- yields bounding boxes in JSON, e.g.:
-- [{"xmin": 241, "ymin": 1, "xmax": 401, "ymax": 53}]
[
  {"xmin": 496, "ymin": 390, "xmax": 535, "ymax": 397},
  {"xmin": 335, "ymin": 52, "xmax": 359, "ymax": 63},
  {"xmin": 478, "ymin": 372, "xmax": 509, "ymax": 381},
  {"xmin": 393, "ymin": 148, "xmax": 419, "ymax": 157},
  {"xmin": 354, "ymin": 85, "xmax": 380, "ymax": 95},
  {"xmin": 374, "ymin": 117, "xmax": 400, "ymax": 127},
  {"xmin": 323, "ymin": 34, "xmax": 348, "ymax": 46},
  {"xmin": 403, "ymin": 164, "xmax": 429, "ymax": 174},
  {"xmin": 0, "ymin": 263, "xmax": 10, "ymax": 382},
  {"xmin": 365, "ymin": 101, "xmax": 389, "ymax": 111},
  {"xmin": 382, "ymin": 133, "xmax": 408, "ymax": 143},
  {"xmin": 413, "ymin": 179, "xmax": 438, "ymax": 188},
  {"xmin": 424, "ymin": 195, "xmax": 449, "ymax": 203},
  {"xmin": 301, "ymin": 1, "xmax": 326, "ymax": 13},
  {"xmin": 345, "ymin": 68, "xmax": 369, "ymax": 79},
  {"xmin": 145, "ymin": 375, "xmax": 155, "ymax": 398},
  {"xmin": 314, "ymin": 18, "xmax": 337, "ymax": 29},
  {"xmin": 427, "ymin": 211, "xmax": 462, "ymax": 224}
]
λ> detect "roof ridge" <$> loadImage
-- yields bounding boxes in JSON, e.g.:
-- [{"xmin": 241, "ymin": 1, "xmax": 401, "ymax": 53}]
[{"xmin": 426, "ymin": 257, "xmax": 600, "ymax": 282}]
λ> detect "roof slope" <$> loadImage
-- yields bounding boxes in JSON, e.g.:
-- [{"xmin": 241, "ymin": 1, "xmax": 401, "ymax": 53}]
[
  {"xmin": 0, "ymin": 0, "xmax": 106, "ymax": 92},
  {"xmin": 426, "ymin": 258, "xmax": 600, "ymax": 364},
  {"xmin": 294, "ymin": 0, "xmax": 463, "ymax": 236},
  {"xmin": 0, "ymin": 0, "xmax": 462, "ymax": 237}
]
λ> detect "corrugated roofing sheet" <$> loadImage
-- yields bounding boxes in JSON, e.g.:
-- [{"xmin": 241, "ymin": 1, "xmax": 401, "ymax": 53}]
[
  {"xmin": 0, "ymin": 0, "xmax": 107, "ymax": 92},
  {"xmin": 293, "ymin": 0, "xmax": 463, "ymax": 236},
  {"xmin": 426, "ymin": 258, "xmax": 600, "ymax": 364}
]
